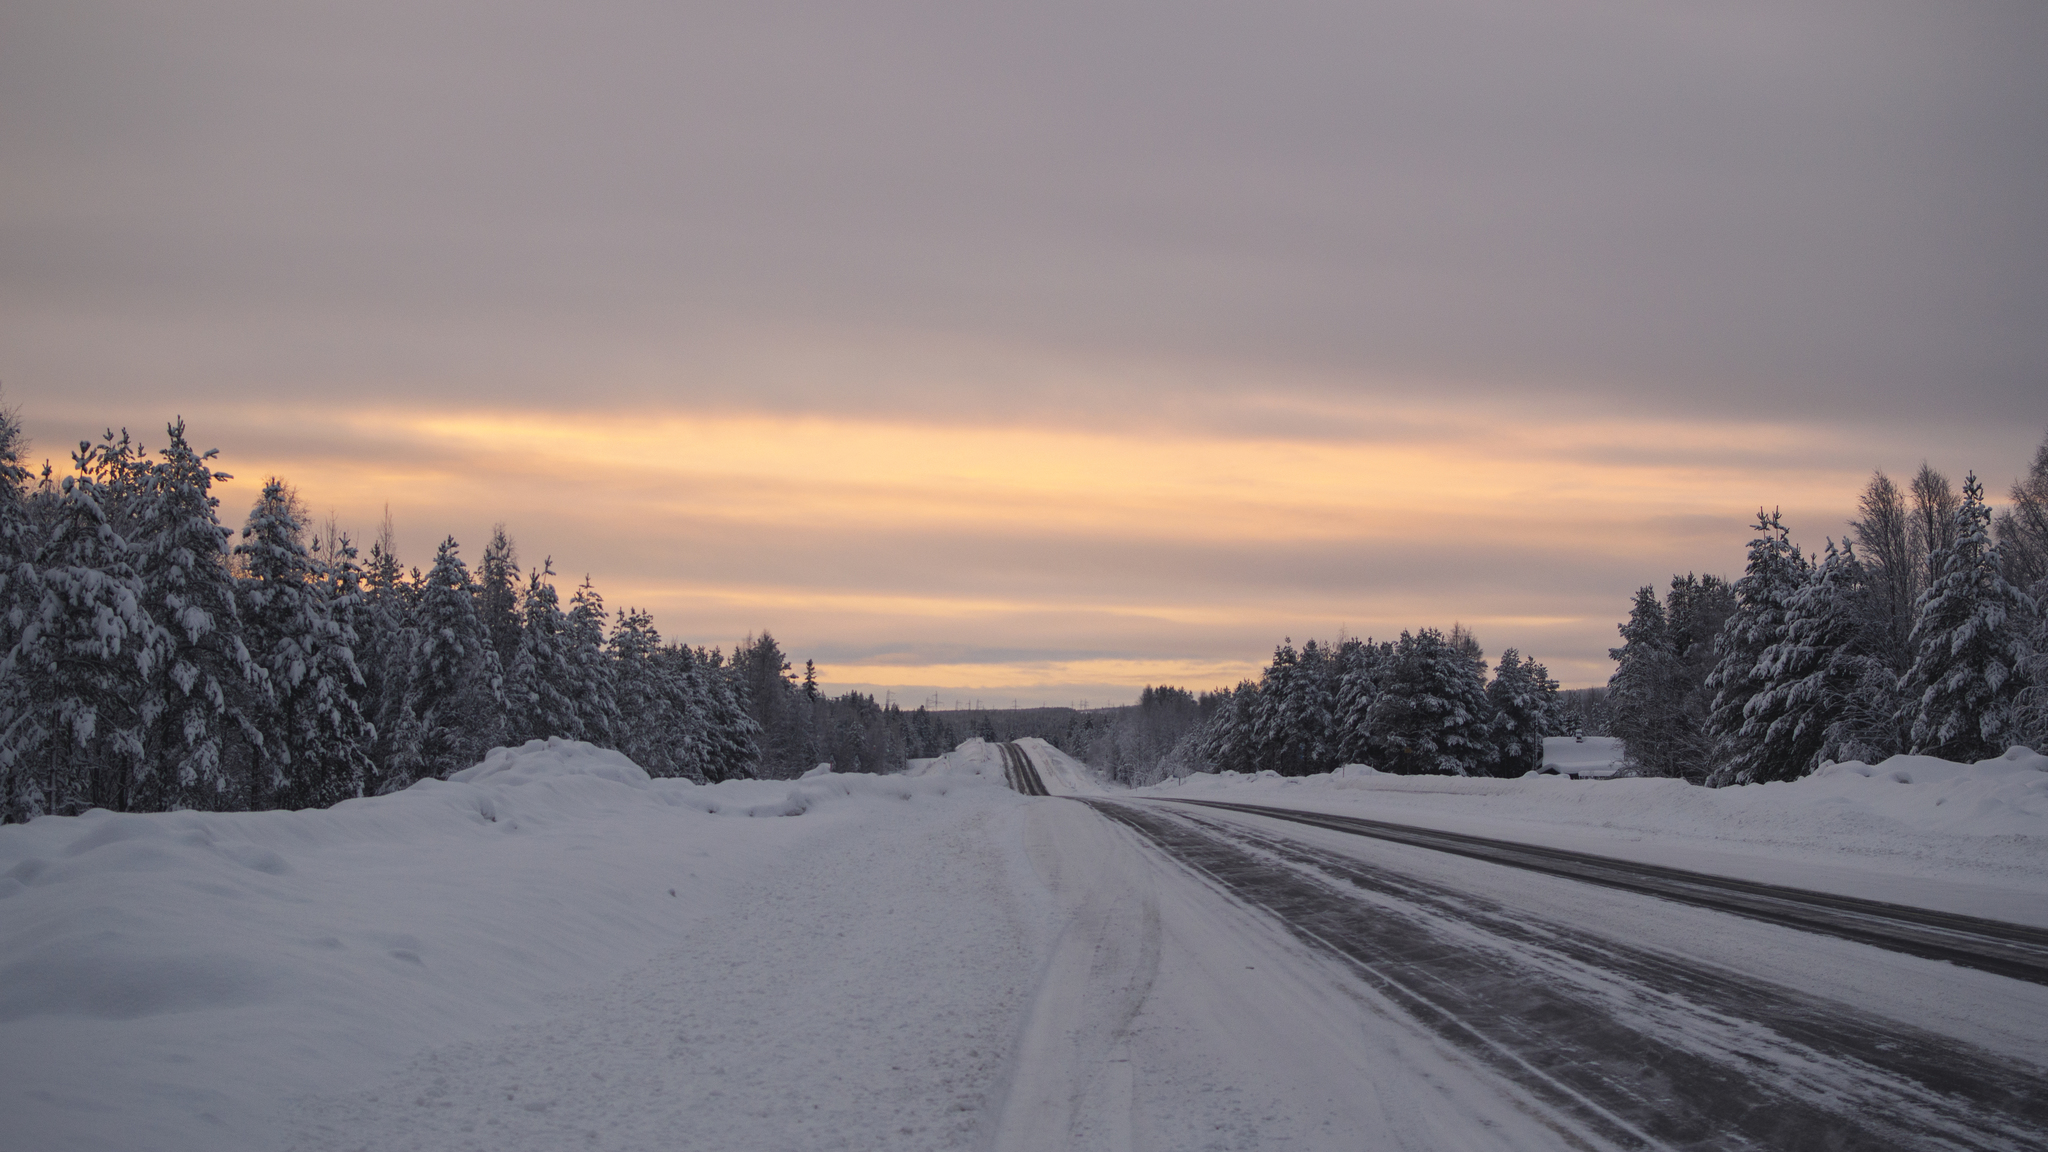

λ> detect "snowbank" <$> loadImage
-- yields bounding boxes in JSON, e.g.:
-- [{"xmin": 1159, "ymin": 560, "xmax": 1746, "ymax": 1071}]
[
  {"xmin": 903, "ymin": 735, "xmax": 1012, "ymax": 784},
  {"xmin": 1013, "ymin": 737, "xmax": 1106, "ymax": 795},
  {"xmin": 0, "ymin": 739, "xmax": 1016, "ymax": 1152},
  {"xmin": 904, "ymin": 736, "xmax": 1108, "ymax": 795},
  {"xmin": 1139, "ymin": 746, "xmax": 2048, "ymax": 924}
]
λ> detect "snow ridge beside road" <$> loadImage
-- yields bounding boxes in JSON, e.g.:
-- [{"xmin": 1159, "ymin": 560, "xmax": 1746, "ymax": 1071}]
[
  {"xmin": 1137, "ymin": 740, "xmax": 2048, "ymax": 925},
  {"xmin": 0, "ymin": 739, "xmax": 1034, "ymax": 1152}
]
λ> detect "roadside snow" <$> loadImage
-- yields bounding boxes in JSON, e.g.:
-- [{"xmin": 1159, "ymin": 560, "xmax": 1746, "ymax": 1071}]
[
  {"xmin": 0, "ymin": 739, "xmax": 1029, "ymax": 1152},
  {"xmin": 1138, "ymin": 746, "xmax": 2048, "ymax": 925}
]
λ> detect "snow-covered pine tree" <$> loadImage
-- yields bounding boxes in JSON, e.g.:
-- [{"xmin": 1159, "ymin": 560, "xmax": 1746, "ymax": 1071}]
[
  {"xmin": 1903, "ymin": 474, "xmax": 2038, "ymax": 762},
  {"xmin": 504, "ymin": 561, "xmax": 581, "ymax": 744},
  {"xmin": 131, "ymin": 422, "xmax": 261, "ymax": 809},
  {"xmin": 1705, "ymin": 510, "xmax": 1810, "ymax": 782},
  {"xmin": 405, "ymin": 536, "xmax": 505, "ymax": 779},
  {"xmin": 1486, "ymin": 648, "xmax": 1561, "ymax": 776},
  {"xmin": 236, "ymin": 480, "xmax": 373, "ymax": 809},
  {"xmin": 1712, "ymin": 541, "xmax": 1899, "ymax": 785},
  {"xmin": 1366, "ymin": 628, "xmax": 1493, "ymax": 775},
  {"xmin": 1, "ymin": 446, "xmax": 167, "ymax": 814},
  {"xmin": 564, "ymin": 577, "xmax": 619, "ymax": 748},
  {"xmin": 475, "ymin": 525, "xmax": 522, "ymax": 673}
]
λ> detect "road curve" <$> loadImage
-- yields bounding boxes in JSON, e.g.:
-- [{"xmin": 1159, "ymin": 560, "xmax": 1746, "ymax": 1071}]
[
  {"xmin": 1158, "ymin": 796, "xmax": 2048, "ymax": 986},
  {"xmin": 1084, "ymin": 797, "xmax": 2048, "ymax": 1151}
]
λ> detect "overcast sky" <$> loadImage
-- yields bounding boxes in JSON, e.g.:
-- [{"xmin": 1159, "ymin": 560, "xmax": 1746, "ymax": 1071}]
[{"xmin": 4, "ymin": 0, "xmax": 2044, "ymax": 699}]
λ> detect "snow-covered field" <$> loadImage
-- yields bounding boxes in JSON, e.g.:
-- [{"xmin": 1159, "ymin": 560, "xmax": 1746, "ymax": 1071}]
[
  {"xmin": 1139, "ymin": 737, "xmax": 2048, "ymax": 925},
  {"xmin": 4, "ymin": 735, "xmax": 2044, "ymax": 1150}
]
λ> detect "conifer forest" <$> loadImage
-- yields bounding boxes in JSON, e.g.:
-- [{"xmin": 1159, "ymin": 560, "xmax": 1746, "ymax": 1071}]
[{"xmin": 3, "ymin": 405, "xmax": 2045, "ymax": 819}]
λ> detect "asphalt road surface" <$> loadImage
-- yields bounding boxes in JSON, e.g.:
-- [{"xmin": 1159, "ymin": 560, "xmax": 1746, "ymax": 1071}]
[
  {"xmin": 1077, "ymin": 796, "xmax": 2047, "ymax": 1151},
  {"xmin": 984, "ymin": 740, "xmax": 2046, "ymax": 1151}
]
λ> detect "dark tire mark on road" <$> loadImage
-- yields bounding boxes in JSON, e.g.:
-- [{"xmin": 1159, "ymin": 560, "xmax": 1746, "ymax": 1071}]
[
  {"xmin": 1082, "ymin": 797, "xmax": 2047, "ymax": 1152},
  {"xmin": 999, "ymin": 743, "xmax": 1049, "ymax": 796},
  {"xmin": 1162, "ymin": 797, "xmax": 2048, "ymax": 986}
]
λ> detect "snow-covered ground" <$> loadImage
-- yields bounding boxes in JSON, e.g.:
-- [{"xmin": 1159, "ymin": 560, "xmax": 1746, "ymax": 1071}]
[
  {"xmin": 1139, "ymin": 739, "xmax": 2048, "ymax": 926},
  {"xmin": 6, "ymin": 736, "xmax": 2045, "ymax": 1150},
  {"xmin": 0, "ymin": 740, "xmax": 1048, "ymax": 1152}
]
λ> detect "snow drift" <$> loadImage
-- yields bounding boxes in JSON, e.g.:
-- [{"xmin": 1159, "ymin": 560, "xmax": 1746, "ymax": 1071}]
[{"xmin": 0, "ymin": 738, "xmax": 1016, "ymax": 1152}]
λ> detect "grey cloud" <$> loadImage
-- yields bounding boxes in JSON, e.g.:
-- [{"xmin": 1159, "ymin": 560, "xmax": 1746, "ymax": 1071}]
[{"xmin": 3, "ymin": 0, "xmax": 2045, "ymax": 425}]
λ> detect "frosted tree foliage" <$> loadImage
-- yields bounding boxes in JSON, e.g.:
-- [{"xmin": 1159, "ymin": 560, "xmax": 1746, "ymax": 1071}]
[
  {"xmin": 404, "ymin": 537, "xmax": 505, "ymax": 782},
  {"xmin": 236, "ymin": 480, "xmax": 374, "ymax": 809},
  {"xmin": 1487, "ymin": 649, "xmax": 1562, "ymax": 777},
  {"xmin": 1904, "ymin": 475, "xmax": 2038, "ymax": 762},
  {"xmin": 1705, "ymin": 510, "xmax": 1811, "ymax": 780},
  {"xmin": 504, "ymin": 562, "xmax": 582, "ymax": 745},
  {"xmin": 2, "ymin": 436, "xmax": 172, "ymax": 815},
  {"xmin": 0, "ymin": 411, "xmax": 795, "ymax": 820},
  {"xmin": 1606, "ymin": 431, "xmax": 2048, "ymax": 785},
  {"xmin": 132, "ymin": 424, "xmax": 260, "ymax": 808}
]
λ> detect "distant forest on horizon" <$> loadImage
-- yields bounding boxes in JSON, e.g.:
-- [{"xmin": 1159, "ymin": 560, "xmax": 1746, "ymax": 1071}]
[{"xmin": 2, "ymin": 398, "xmax": 2044, "ymax": 819}]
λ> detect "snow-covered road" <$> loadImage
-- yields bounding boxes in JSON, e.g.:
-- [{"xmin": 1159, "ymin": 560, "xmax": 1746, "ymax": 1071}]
[{"xmin": 6, "ymin": 737, "xmax": 2045, "ymax": 1150}]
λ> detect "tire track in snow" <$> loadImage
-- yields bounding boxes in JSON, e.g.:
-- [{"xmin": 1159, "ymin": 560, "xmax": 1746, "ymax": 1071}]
[
  {"xmin": 998, "ymin": 744, "xmax": 1050, "ymax": 797},
  {"xmin": 1081, "ymin": 798, "xmax": 2048, "ymax": 1152}
]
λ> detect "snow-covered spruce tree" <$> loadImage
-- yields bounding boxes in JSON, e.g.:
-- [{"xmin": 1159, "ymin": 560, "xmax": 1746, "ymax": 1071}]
[
  {"xmin": 1366, "ymin": 628, "xmax": 1494, "ymax": 775},
  {"xmin": 1606, "ymin": 587, "xmax": 1688, "ymax": 777},
  {"xmin": 683, "ymin": 644, "xmax": 759, "ymax": 782},
  {"xmin": 236, "ymin": 480, "xmax": 373, "ymax": 809},
  {"xmin": 405, "ymin": 536, "xmax": 505, "ymax": 779},
  {"xmin": 1903, "ymin": 474, "xmax": 2038, "ymax": 762},
  {"xmin": 130, "ymin": 422, "xmax": 262, "ymax": 809},
  {"xmin": 1607, "ymin": 574, "xmax": 1732, "ymax": 781},
  {"xmin": 474, "ymin": 524, "xmax": 522, "ymax": 673},
  {"xmin": 1193, "ymin": 681, "xmax": 1260, "ymax": 774},
  {"xmin": 1251, "ymin": 640, "xmax": 1337, "ymax": 776},
  {"xmin": 608, "ymin": 606, "xmax": 683, "ymax": 775},
  {"xmin": 733, "ymin": 632, "xmax": 814, "ymax": 775},
  {"xmin": 504, "ymin": 562, "xmax": 582, "ymax": 744},
  {"xmin": 357, "ymin": 516, "xmax": 419, "ymax": 794},
  {"xmin": 1705, "ymin": 510, "xmax": 1811, "ymax": 782},
  {"xmin": 1486, "ymin": 648, "xmax": 1561, "ymax": 777},
  {"xmin": 1711, "ymin": 541, "xmax": 1898, "ymax": 785},
  {"xmin": 564, "ymin": 577, "xmax": 620, "ymax": 748},
  {"xmin": 1, "ymin": 450, "xmax": 167, "ymax": 814},
  {"xmin": 1332, "ymin": 637, "xmax": 1390, "ymax": 765}
]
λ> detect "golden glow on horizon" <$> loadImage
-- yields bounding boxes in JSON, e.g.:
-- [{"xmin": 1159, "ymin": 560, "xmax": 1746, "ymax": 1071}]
[
  {"xmin": 86, "ymin": 398, "xmax": 1878, "ymax": 694},
  {"xmin": 325, "ymin": 405, "xmax": 1856, "ymax": 543}
]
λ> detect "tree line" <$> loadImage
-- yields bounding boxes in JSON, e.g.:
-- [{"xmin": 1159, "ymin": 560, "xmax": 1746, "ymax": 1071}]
[
  {"xmin": 0, "ymin": 411, "xmax": 919, "ymax": 821},
  {"xmin": 1606, "ymin": 435, "xmax": 2048, "ymax": 784},
  {"xmin": 1077, "ymin": 628, "xmax": 1571, "ymax": 785}
]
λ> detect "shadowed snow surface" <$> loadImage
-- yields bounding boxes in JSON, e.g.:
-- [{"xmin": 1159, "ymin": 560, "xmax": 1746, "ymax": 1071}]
[{"xmin": 4, "ymin": 737, "xmax": 2045, "ymax": 1150}]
